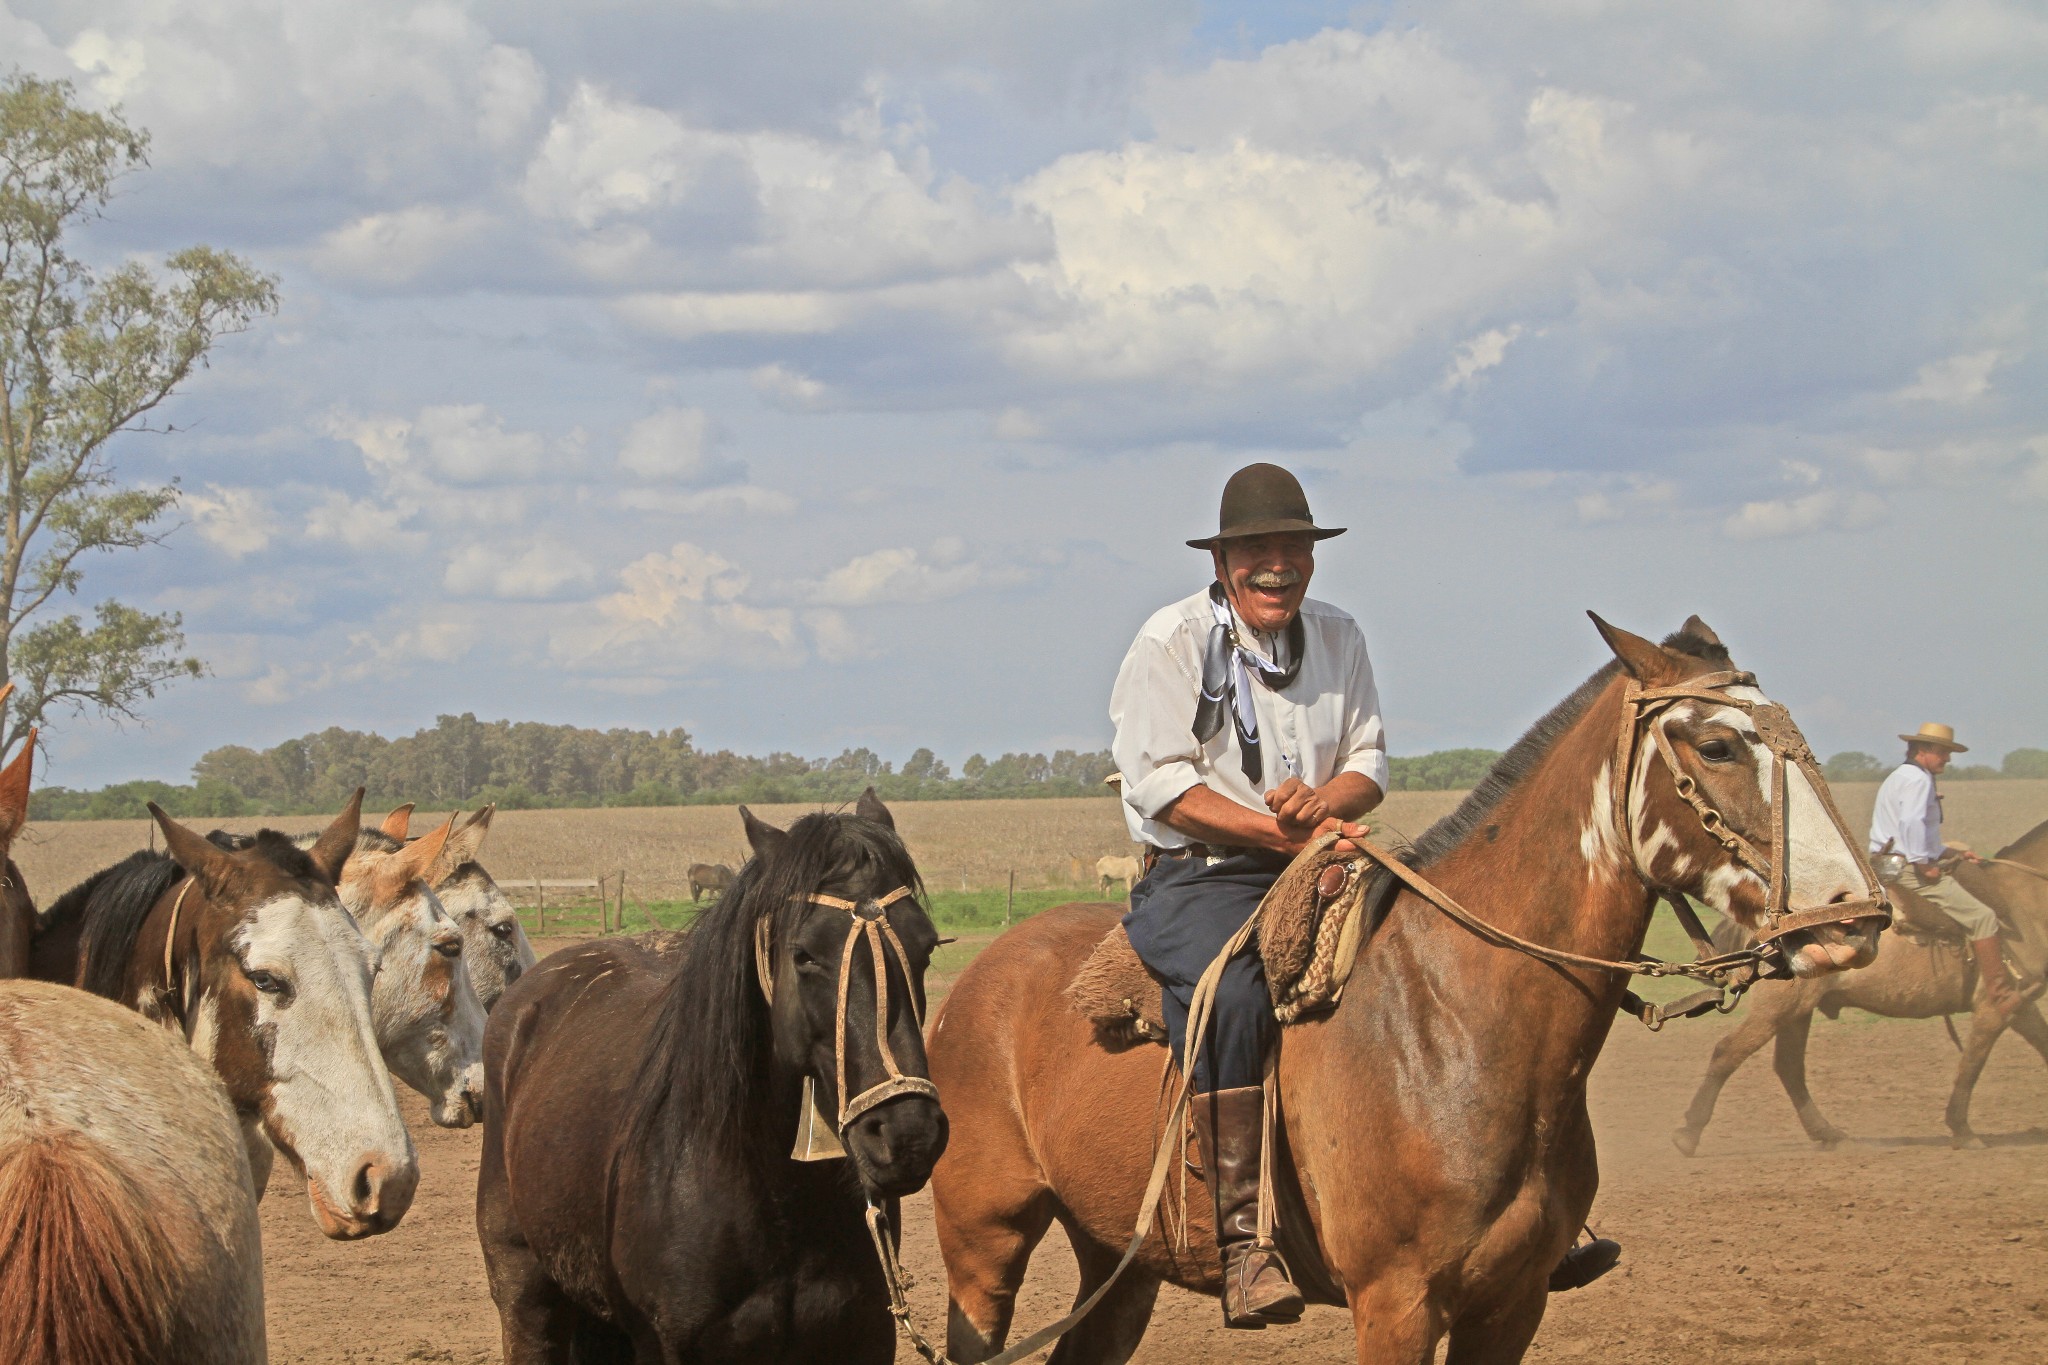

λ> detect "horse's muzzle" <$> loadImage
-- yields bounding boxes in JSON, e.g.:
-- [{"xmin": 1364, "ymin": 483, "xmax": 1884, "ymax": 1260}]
[
  {"xmin": 1781, "ymin": 914, "xmax": 1886, "ymax": 977},
  {"xmin": 844, "ymin": 1094, "xmax": 948, "ymax": 1199}
]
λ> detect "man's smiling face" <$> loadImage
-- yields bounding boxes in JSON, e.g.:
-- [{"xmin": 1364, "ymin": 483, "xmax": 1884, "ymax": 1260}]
[{"xmin": 1214, "ymin": 532, "xmax": 1315, "ymax": 634}]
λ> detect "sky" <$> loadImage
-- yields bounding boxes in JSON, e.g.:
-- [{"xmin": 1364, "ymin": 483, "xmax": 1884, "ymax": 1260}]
[{"xmin": 5, "ymin": 0, "xmax": 2045, "ymax": 789}]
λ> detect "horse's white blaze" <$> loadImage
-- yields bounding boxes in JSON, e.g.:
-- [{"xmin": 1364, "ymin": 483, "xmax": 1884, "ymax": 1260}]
[
  {"xmin": 1581, "ymin": 760, "xmax": 1625, "ymax": 880},
  {"xmin": 236, "ymin": 894, "xmax": 413, "ymax": 1217},
  {"xmin": 1715, "ymin": 690, "xmax": 1867, "ymax": 910},
  {"xmin": 359, "ymin": 887, "xmax": 487, "ymax": 1127}
]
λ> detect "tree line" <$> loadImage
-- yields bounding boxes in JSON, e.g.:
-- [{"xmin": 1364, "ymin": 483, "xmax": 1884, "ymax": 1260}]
[{"xmin": 31, "ymin": 716, "xmax": 1515, "ymax": 820}]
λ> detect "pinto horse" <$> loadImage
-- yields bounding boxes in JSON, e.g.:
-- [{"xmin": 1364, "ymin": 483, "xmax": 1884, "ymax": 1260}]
[
  {"xmin": 928, "ymin": 617, "xmax": 1886, "ymax": 1365},
  {"xmin": 31, "ymin": 794, "xmax": 418, "ymax": 1240},
  {"xmin": 478, "ymin": 790, "xmax": 949, "ymax": 1363}
]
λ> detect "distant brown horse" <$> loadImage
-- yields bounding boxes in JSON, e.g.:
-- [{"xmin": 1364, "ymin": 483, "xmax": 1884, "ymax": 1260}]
[
  {"xmin": 0, "ymin": 979, "xmax": 266, "ymax": 1365},
  {"xmin": 1675, "ymin": 815, "xmax": 2048, "ymax": 1153},
  {"xmin": 928, "ymin": 617, "xmax": 1885, "ymax": 1364},
  {"xmin": 689, "ymin": 861, "xmax": 736, "ymax": 902},
  {"xmin": 479, "ymin": 791, "xmax": 948, "ymax": 1363}
]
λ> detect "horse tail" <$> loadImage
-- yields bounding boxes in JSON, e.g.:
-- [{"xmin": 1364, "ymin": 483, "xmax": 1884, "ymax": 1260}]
[{"xmin": 0, "ymin": 1131, "xmax": 181, "ymax": 1365}]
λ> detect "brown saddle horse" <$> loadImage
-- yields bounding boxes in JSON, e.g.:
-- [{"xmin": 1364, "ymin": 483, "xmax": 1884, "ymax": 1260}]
[{"xmin": 927, "ymin": 616, "xmax": 1887, "ymax": 1365}]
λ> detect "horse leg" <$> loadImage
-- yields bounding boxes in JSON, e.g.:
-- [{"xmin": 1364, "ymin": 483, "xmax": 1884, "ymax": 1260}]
[
  {"xmin": 1672, "ymin": 986, "xmax": 1799, "ymax": 1155},
  {"xmin": 1772, "ymin": 1006, "xmax": 1849, "ymax": 1147},
  {"xmin": 1945, "ymin": 1000, "xmax": 2011, "ymax": 1149},
  {"xmin": 1347, "ymin": 1276, "xmax": 1445, "ymax": 1364},
  {"xmin": 1443, "ymin": 1281, "xmax": 1548, "ymax": 1365},
  {"xmin": 1045, "ymin": 1227, "xmax": 1162, "ymax": 1365},
  {"xmin": 937, "ymin": 1175, "xmax": 1055, "ymax": 1363},
  {"xmin": 477, "ymin": 1122, "xmax": 584, "ymax": 1363}
]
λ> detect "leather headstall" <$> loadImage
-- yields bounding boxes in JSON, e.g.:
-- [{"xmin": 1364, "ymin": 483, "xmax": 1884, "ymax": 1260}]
[{"xmin": 753, "ymin": 885, "xmax": 939, "ymax": 1141}]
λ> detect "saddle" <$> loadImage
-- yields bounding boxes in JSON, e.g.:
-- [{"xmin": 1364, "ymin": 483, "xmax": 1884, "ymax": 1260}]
[
  {"xmin": 1065, "ymin": 828, "xmax": 1412, "ymax": 1046},
  {"xmin": 1885, "ymin": 880, "xmax": 1972, "ymax": 947}
]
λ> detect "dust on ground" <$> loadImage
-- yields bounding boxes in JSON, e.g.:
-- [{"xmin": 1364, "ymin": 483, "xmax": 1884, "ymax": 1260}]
[{"xmin": 260, "ymin": 932, "xmax": 2048, "ymax": 1365}]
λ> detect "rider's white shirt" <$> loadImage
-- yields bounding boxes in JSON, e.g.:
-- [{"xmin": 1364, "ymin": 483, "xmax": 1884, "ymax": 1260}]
[
  {"xmin": 1869, "ymin": 763, "xmax": 1943, "ymax": 864},
  {"xmin": 1109, "ymin": 587, "xmax": 1388, "ymax": 848}
]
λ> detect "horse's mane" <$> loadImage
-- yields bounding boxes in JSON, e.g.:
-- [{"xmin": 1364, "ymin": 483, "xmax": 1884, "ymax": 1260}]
[
  {"xmin": 48, "ymin": 832, "xmax": 328, "ymax": 1001},
  {"xmin": 623, "ymin": 810, "xmax": 924, "ymax": 1173},
  {"xmin": 1999, "ymin": 815, "xmax": 2048, "ymax": 865},
  {"xmin": 1412, "ymin": 627, "xmax": 1733, "ymax": 867},
  {"xmin": 43, "ymin": 854, "xmax": 184, "ymax": 1001}
]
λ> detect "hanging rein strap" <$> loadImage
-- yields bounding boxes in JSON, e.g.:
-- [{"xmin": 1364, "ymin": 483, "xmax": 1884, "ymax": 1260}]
[
  {"xmin": 162, "ymin": 878, "xmax": 195, "ymax": 1002},
  {"xmin": 753, "ymin": 885, "xmax": 940, "ymax": 1133}
]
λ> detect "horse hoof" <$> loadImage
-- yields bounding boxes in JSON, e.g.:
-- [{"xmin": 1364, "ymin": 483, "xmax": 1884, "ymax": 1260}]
[
  {"xmin": 1815, "ymin": 1131, "xmax": 1848, "ymax": 1150},
  {"xmin": 1671, "ymin": 1128, "xmax": 1700, "ymax": 1157},
  {"xmin": 1951, "ymin": 1132, "xmax": 1986, "ymax": 1151}
]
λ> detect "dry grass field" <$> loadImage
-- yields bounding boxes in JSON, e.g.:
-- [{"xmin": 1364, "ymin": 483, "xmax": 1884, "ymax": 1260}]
[{"xmin": 14, "ymin": 780, "xmax": 2045, "ymax": 904}]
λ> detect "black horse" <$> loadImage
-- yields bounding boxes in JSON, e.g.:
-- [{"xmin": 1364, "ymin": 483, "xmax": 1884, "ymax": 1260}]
[{"xmin": 478, "ymin": 789, "xmax": 949, "ymax": 1363}]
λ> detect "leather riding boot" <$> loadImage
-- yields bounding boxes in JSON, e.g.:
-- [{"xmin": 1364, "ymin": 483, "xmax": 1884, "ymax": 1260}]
[
  {"xmin": 1973, "ymin": 937, "xmax": 2023, "ymax": 1016},
  {"xmin": 1192, "ymin": 1087, "xmax": 1305, "ymax": 1329}
]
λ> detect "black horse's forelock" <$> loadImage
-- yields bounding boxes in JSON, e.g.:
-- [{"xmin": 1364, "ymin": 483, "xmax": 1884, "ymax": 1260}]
[
  {"xmin": 1412, "ymin": 625, "xmax": 1732, "ymax": 867},
  {"xmin": 624, "ymin": 810, "xmax": 925, "ymax": 1171}
]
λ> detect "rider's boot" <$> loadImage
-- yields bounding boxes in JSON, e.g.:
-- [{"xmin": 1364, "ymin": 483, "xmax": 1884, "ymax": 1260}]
[
  {"xmin": 1973, "ymin": 937, "xmax": 2025, "ymax": 1016},
  {"xmin": 1193, "ymin": 1086, "xmax": 1305, "ymax": 1329},
  {"xmin": 1548, "ymin": 1232, "xmax": 1623, "ymax": 1292}
]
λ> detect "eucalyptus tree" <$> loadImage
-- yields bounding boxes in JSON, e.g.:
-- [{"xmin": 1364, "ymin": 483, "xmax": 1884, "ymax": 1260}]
[{"xmin": 0, "ymin": 73, "xmax": 277, "ymax": 752}]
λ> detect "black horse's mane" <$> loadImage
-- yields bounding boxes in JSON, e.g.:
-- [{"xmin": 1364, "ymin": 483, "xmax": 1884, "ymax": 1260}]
[
  {"xmin": 42, "ymin": 831, "xmax": 326, "ymax": 1001},
  {"xmin": 1412, "ymin": 627, "xmax": 1733, "ymax": 867},
  {"xmin": 624, "ymin": 810, "xmax": 925, "ymax": 1172}
]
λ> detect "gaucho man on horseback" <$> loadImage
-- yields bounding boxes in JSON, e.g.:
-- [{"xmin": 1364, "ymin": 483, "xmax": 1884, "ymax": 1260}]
[{"xmin": 1109, "ymin": 463, "xmax": 1382, "ymax": 1328}]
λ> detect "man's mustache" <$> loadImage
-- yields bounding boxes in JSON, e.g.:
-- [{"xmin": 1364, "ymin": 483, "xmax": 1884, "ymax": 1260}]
[{"xmin": 1247, "ymin": 569, "xmax": 1302, "ymax": 590}]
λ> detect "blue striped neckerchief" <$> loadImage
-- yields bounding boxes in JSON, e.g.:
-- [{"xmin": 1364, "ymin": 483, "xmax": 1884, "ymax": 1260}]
[{"xmin": 1192, "ymin": 581, "xmax": 1305, "ymax": 784}]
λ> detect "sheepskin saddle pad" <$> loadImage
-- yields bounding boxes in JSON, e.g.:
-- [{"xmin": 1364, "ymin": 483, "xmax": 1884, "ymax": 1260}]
[{"xmin": 1065, "ymin": 828, "xmax": 1412, "ymax": 1047}]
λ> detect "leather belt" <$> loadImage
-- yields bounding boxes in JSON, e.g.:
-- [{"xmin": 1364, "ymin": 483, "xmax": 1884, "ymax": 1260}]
[{"xmin": 1142, "ymin": 842, "xmax": 1256, "ymax": 873}]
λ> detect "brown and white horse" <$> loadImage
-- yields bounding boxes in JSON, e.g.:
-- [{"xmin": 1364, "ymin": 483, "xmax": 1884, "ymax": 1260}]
[
  {"xmin": 381, "ymin": 803, "xmax": 536, "ymax": 1011},
  {"xmin": 927, "ymin": 617, "xmax": 1884, "ymax": 1365},
  {"xmin": 31, "ymin": 795, "xmax": 417, "ymax": 1240},
  {"xmin": 0, "ymin": 978, "xmax": 266, "ymax": 1365}
]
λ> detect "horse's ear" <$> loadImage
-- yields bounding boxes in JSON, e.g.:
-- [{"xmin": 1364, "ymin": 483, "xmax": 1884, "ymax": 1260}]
[
  {"xmin": 0, "ymin": 728, "xmax": 34, "ymax": 847},
  {"xmin": 1678, "ymin": 615, "xmax": 1724, "ymax": 649},
  {"xmin": 1589, "ymin": 613, "xmax": 1678, "ymax": 684},
  {"xmin": 739, "ymin": 805, "xmax": 787, "ymax": 858},
  {"xmin": 854, "ymin": 786, "xmax": 894, "ymax": 831},
  {"xmin": 307, "ymin": 788, "xmax": 366, "ymax": 884},
  {"xmin": 440, "ymin": 803, "xmax": 494, "ymax": 872},
  {"xmin": 380, "ymin": 803, "xmax": 415, "ymax": 839},
  {"xmin": 149, "ymin": 802, "xmax": 235, "ymax": 889},
  {"xmin": 396, "ymin": 813, "xmax": 455, "ymax": 884}
]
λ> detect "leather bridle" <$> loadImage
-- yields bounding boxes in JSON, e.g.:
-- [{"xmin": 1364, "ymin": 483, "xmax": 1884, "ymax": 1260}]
[
  {"xmin": 752, "ymin": 885, "xmax": 939, "ymax": 1136},
  {"xmin": 1612, "ymin": 669, "xmax": 1891, "ymax": 949}
]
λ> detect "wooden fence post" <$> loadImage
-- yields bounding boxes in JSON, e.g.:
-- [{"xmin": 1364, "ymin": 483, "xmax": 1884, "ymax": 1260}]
[
  {"xmin": 1006, "ymin": 869, "xmax": 1015, "ymax": 927},
  {"xmin": 535, "ymin": 877, "xmax": 545, "ymax": 932}
]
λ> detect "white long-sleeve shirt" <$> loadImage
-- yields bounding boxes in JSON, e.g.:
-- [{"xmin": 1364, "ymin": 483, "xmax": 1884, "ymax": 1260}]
[
  {"xmin": 1109, "ymin": 587, "xmax": 1388, "ymax": 848},
  {"xmin": 1869, "ymin": 762, "xmax": 1945, "ymax": 864}
]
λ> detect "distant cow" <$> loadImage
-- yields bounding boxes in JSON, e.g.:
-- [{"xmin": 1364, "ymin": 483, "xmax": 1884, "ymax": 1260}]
[
  {"xmin": 1096, "ymin": 854, "xmax": 1142, "ymax": 895},
  {"xmin": 688, "ymin": 862, "xmax": 736, "ymax": 902}
]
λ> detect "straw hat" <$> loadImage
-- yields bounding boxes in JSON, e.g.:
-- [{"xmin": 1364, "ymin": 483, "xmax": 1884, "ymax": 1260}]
[
  {"xmin": 1187, "ymin": 463, "xmax": 1346, "ymax": 549},
  {"xmin": 1899, "ymin": 722, "xmax": 1968, "ymax": 753}
]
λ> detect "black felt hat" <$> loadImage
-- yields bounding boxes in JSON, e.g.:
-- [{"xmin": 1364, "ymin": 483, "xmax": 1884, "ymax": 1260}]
[{"xmin": 1187, "ymin": 463, "xmax": 1346, "ymax": 549}]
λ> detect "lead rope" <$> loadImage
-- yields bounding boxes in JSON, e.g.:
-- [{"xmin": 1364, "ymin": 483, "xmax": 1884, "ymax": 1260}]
[{"xmin": 162, "ymin": 878, "xmax": 194, "ymax": 1004}]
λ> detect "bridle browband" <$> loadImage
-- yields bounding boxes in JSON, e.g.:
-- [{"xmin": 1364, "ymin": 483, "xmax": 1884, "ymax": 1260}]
[
  {"xmin": 1613, "ymin": 669, "xmax": 1890, "ymax": 948},
  {"xmin": 752, "ymin": 885, "xmax": 939, "ymax": 1136}
]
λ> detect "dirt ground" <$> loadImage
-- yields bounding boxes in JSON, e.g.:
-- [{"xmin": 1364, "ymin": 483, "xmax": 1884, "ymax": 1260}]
[{"xmin": 258, "ymin": 931, "xmax": 2048, "ymax": 1365}]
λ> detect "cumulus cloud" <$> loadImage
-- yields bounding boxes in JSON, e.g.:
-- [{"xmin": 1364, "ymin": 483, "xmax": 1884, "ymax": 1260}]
[
  {"xmin": 548, "ymin": 541, "xmax": 803, "ymax": 679},
  {"xmin": 183, "ymin": 485, "xmax": 276, "ymax": 559},
  {"xmin": 443, "ymin": 541, "xmax": 595, "ymax": 599},
  {"xmin": 311, "ymin": 205, "xmax": 494, "ymax": 286},
  {"xmin": 802, "ymin": 538, "xmax": 1023, "ymax": 606},
  {"xmin": 1894, "ymin": 349, "xmax": 2007, "ymax": 404},
  {"xmin": 1722, "ymin": 489, "xmax": 1886, "ymax": 540},
  {"xmin": 617, "ymin": 407, "xmax": 741, "ymax": 484}
]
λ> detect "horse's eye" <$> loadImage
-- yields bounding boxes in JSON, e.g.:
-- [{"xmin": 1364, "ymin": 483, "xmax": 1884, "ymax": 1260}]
[
  {"xmin": 434, "ymin": 939, "xmax": 463, "ymax": 959},
  {"xmin": 247, "ymin": 969, "xmax": 288, "ymax": 997},
  {"xmin": 793, "ymin": 947, "xmax": 821, "ymax": 971},
  {"xmin": 1697, "ymin": 739, "xmax": 1738, "ymax": 764},
  {"xmin": 488, "ymin": 921, "xmax": 515, "ymax": 938}
]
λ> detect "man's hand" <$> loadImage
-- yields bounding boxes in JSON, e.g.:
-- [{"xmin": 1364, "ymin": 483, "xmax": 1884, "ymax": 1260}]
[
  {"xmin": 1916, "ymin": 861, "xmax": 1943, "ymax": 884},
  {"xmin": 1303, "ymin": 817, "xmax": 1370, "ymax": 857},
  {"xmin": 1265, "ymin": 777, "xmax": 1329, "ymax": 840}
]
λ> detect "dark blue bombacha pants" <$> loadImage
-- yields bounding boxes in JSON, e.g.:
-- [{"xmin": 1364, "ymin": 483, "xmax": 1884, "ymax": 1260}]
[{"xmin": 1121, "ymin": 851, "xmax": 1283, "ymax": 1092}]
